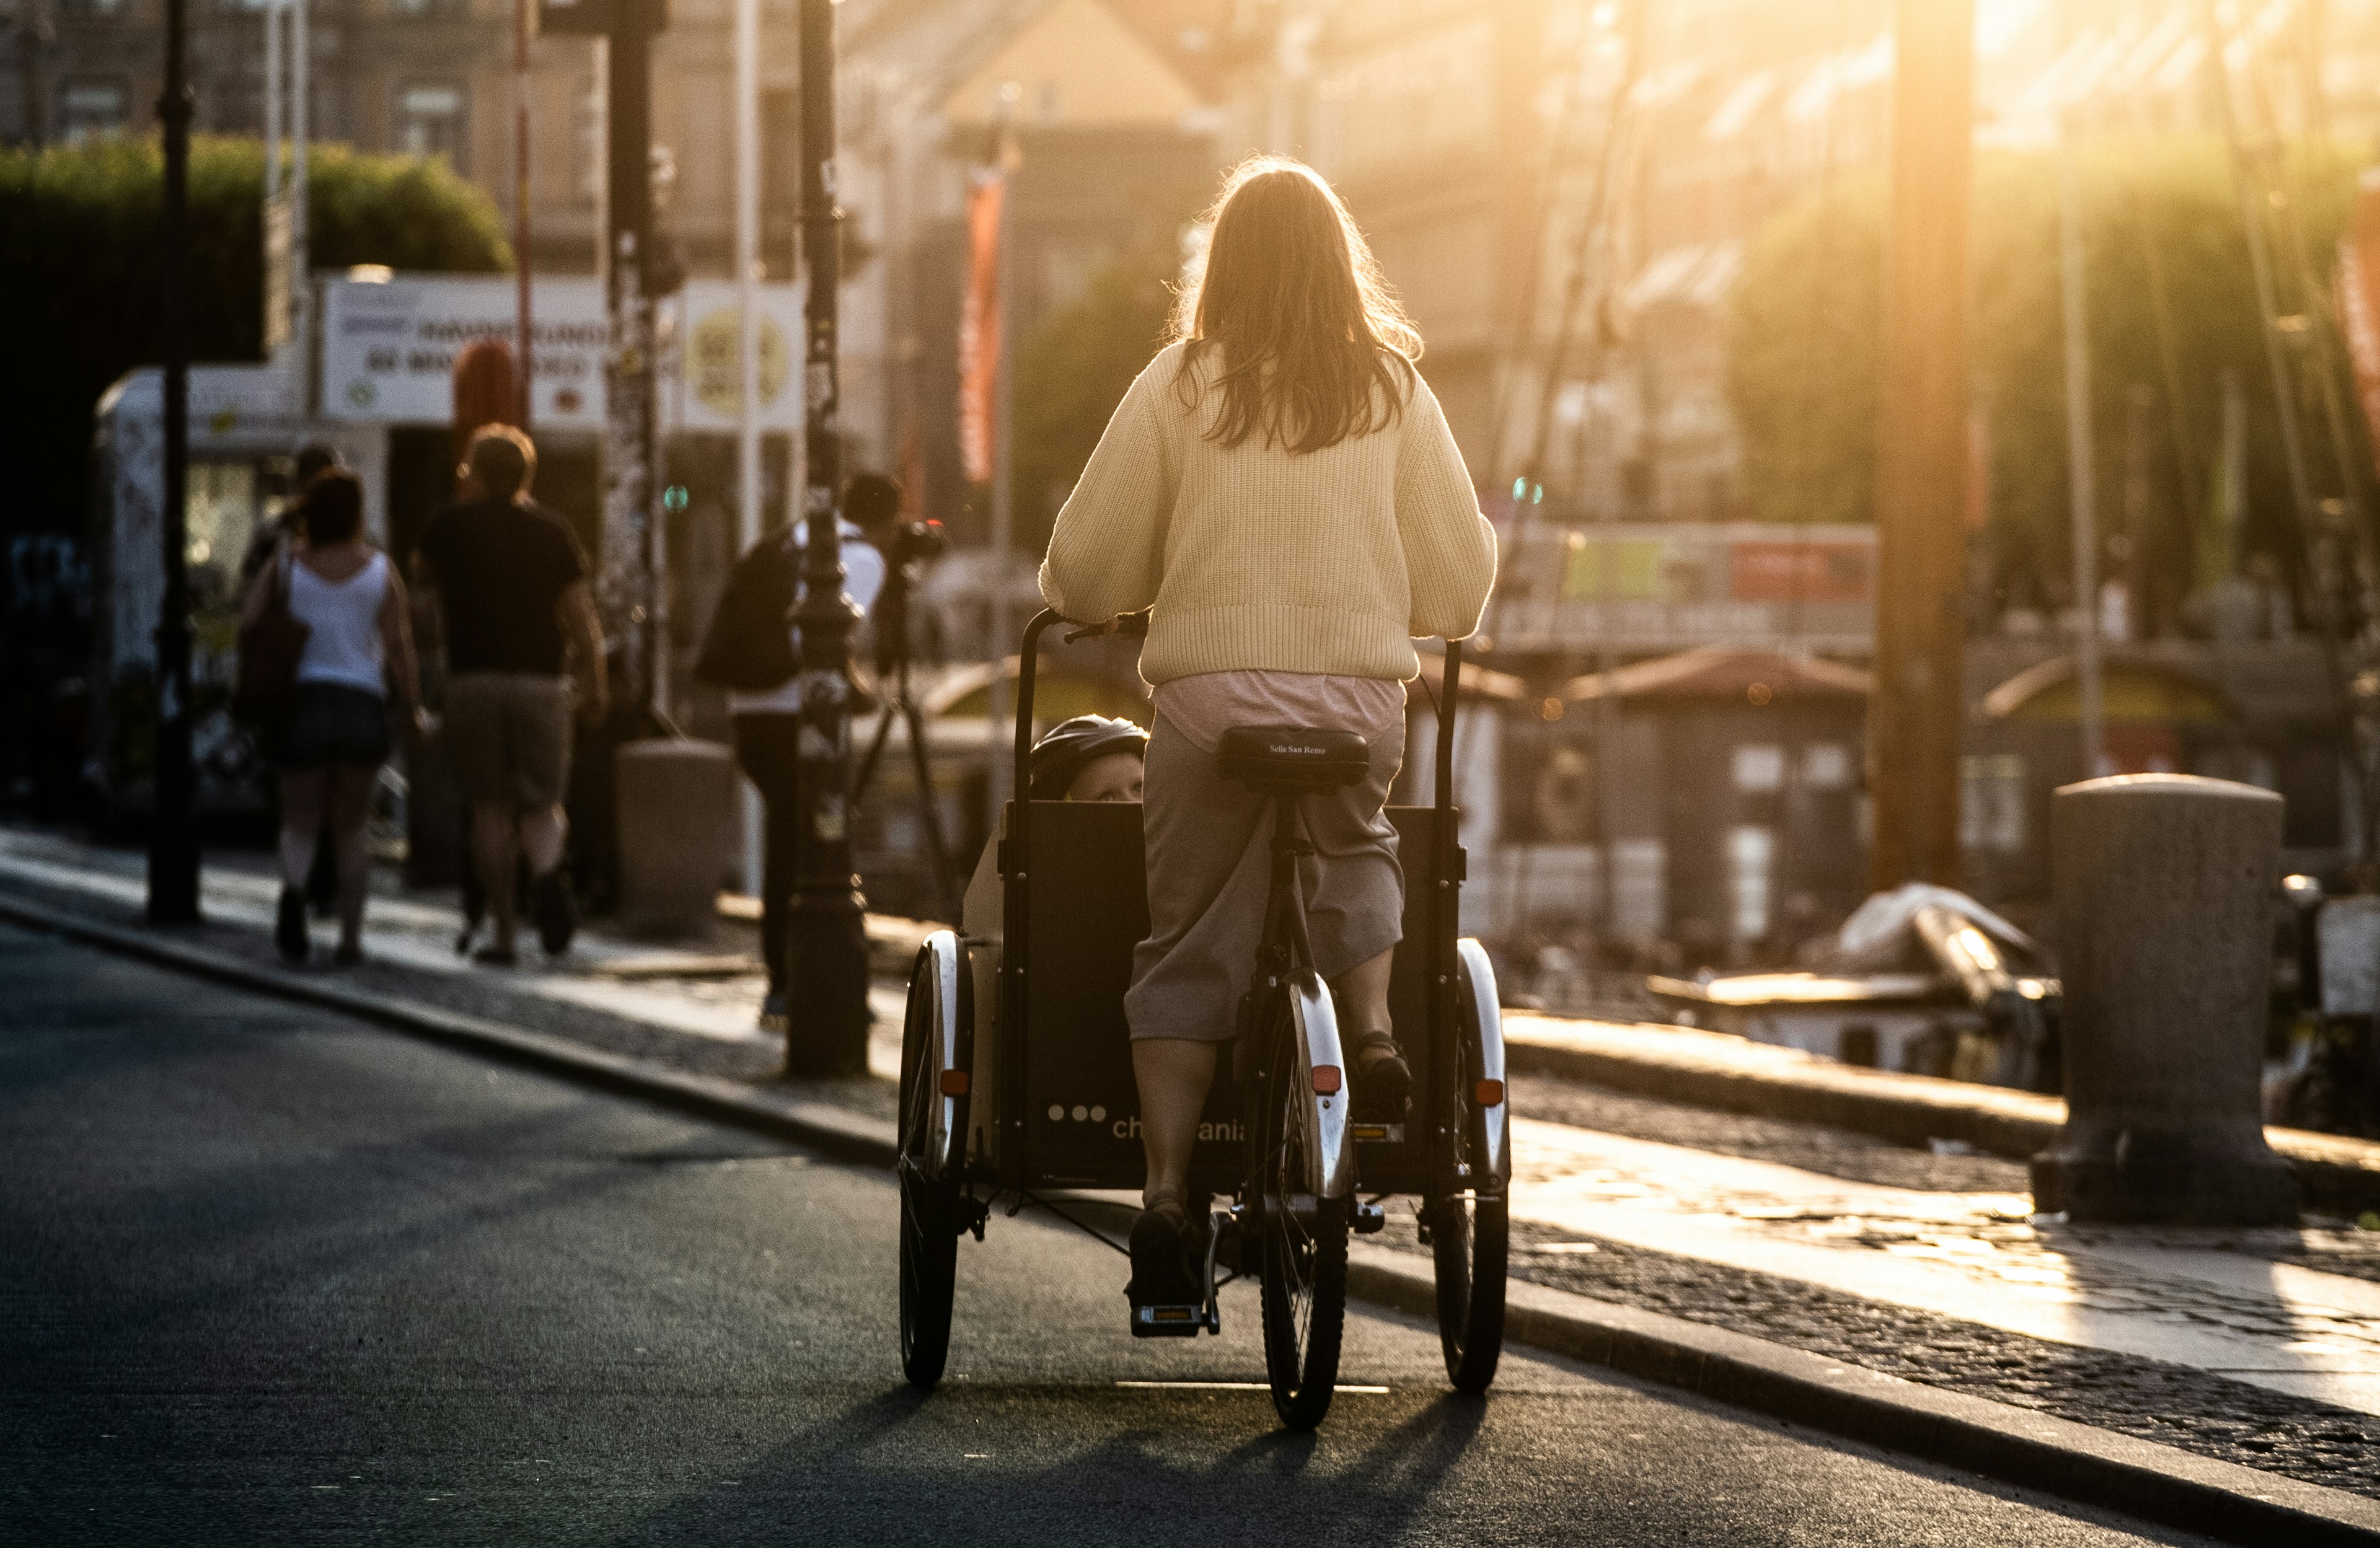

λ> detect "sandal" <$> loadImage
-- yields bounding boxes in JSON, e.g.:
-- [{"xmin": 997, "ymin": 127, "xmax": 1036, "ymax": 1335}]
[{"xmin": 1350, "ymin": 1028, "xmax": 1412, "ymax": 1121}]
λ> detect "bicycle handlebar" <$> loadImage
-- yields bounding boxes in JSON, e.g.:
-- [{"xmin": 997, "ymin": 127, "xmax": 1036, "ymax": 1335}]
[{"xmin": 1062, "ymin": 610, "xmax": 1152, "ymax": 645}]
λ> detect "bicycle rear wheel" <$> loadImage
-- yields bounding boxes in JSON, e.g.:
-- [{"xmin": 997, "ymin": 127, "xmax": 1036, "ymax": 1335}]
[
  {"xmin": 1255, "ymin": 988, "xmax": 1348, "ymax": 1430},
  {"xmin": 897, "ymin": 939, "xmax": 963, "ymax": 1389},
  {"xmin": 1430, "ymin": 939, "xmax": 1509, "ymax": 1392}
]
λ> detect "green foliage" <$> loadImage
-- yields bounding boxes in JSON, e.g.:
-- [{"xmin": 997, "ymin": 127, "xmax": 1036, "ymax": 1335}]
[
  {"xmin": 0, "ymin": 134, "xmax": 508, "ymax": 535},
  {"xmin": 1006, "ymin": 247, "xmax": 1178, "ymax": 556},
  {"xmin": 1727, "ymin": 134, "xmax": 2361, "ymax": 615}
]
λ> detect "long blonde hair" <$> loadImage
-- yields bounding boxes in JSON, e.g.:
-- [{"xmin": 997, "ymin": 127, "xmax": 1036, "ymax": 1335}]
[{"xmin": 1171, "ymin": 157, "xmax": 1423, "ymax": 455}]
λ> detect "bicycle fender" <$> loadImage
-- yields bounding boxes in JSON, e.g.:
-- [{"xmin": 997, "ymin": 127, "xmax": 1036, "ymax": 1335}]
[{"xmin": 1292, "ymin": 971, "xmax": 1355, "ymax": 1200}]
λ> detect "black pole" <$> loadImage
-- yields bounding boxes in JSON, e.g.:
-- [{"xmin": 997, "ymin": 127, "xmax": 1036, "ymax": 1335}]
[
  {"xmin": 784, "ymin": 0, "xmax": 870, "ymax": 1076},
  {"xmin": 148, "ymin": 0, "xmax": 200, "ymax": 924},
  {"xmin": 602, "ymin": 3, "xmax": 658, "ymax": 710}
]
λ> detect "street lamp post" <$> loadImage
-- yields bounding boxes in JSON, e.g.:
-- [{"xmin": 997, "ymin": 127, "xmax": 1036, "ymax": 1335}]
[
  {"xmin": 784, "ymin": 0, "xmax": 870, "ymax": 1076},
  {"xmin": 149, "ymin": 0, "xmax": 200, "ymax": 924}
]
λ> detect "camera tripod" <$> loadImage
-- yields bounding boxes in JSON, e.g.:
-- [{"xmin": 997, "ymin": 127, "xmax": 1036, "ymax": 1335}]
[{"xmin": 851, "ymin": 555, "xmax": 959, "ymax": 923}]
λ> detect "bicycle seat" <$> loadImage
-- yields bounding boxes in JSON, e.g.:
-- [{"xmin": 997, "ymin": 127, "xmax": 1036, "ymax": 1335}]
[{"xmin": 1215, "ymin": 725, "xmax": 1371, "ymax": 794}]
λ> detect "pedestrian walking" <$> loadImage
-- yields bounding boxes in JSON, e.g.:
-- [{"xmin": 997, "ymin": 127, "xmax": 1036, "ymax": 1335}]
[
  {"xmin": 243, "ymin": 442, "xmax": 349, "ymax": 920},
  {"xmin": 1036, "ymin": 156, "xmax": 1497, "ymax": 1311},
  {"xmin": 695, "ymin": 475, "xmax": 889, "ymax": 1032},
  {"xmin": 413, "ymin": 426, "xmax": 609, "ymax": 967},
  {"xmin": 240, "ymin": 470, "xmax": 425, "ymax": 966}
]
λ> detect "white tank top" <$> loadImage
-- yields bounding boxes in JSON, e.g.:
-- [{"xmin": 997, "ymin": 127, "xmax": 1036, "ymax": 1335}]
[{"xmin": 287, "ymin": 549, "xmax": 389, "ymax": 695}]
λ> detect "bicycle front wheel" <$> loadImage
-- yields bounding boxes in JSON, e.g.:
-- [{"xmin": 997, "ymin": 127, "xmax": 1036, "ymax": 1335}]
[{"xmin": 1255, "ymin": 989, "xmax": 1348, "ymax": 1430}]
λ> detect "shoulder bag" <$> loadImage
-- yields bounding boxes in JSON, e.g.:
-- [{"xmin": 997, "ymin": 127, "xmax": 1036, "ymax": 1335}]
[{"xmin": 234, "ymin": 550, "xmax": 311, "ymax": 728}]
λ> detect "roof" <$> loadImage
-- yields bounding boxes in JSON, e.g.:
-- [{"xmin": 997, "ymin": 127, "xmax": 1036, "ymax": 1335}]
[
  {"xmin": 1978, "ymin": 655, "xmax": 2234, "ymax": 724},
  {"xmin": 1562, "ymin": 646, "xmax": 1874, "ymax": 705},
  {"xmin": 938, "ymin": 0, "xmax": 1209, "ymax": 126}
]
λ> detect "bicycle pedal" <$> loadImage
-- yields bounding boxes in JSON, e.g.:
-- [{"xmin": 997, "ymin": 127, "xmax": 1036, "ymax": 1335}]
[
  {"xmin": 1131, "ymin": 1303, "xmax": 1207, "ymax": 1339},
  {"xmin": 1349, "ymin": 1122, "xmax": 1406, "ymax": 1144},
  {"xmin": 1352, "ymin": 1202, "xmax": 1387, "ymax": 1236}
]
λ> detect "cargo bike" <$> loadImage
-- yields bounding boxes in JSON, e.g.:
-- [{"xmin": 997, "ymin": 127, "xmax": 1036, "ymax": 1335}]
[{"xmin": 894, "ymin": 610, "xmax": 1512, "ymax": 1428}]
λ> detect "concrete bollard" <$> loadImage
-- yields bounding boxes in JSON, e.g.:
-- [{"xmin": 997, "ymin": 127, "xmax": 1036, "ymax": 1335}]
[
  {"xmin": 614, "ymin": 737, "xmax": 738, "ymax": 938},
  {"xmin": 2030, "ymin": 773, "xmax": 2297, "ymax": 1225}
]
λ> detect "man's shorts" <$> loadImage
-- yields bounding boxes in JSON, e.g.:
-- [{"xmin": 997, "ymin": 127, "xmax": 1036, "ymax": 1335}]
[{"xmin": 444, "ymin": 672, "xmax": 573, "ymax": 808}]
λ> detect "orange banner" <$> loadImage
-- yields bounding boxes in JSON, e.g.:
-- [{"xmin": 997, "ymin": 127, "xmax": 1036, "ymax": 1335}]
[
  {"xmin": 959, "ymin": 172, "xmax": 1004, "ymax": 485},
  {"xmin": 2340, "ymin": 169, "xmax": 2380, "ymax": 471}
]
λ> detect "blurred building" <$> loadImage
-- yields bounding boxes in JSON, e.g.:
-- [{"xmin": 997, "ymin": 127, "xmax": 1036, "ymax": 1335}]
[
  {"xmin": 837, "ymin": 0, "xmax": 1227, "ymax": 521},
  {"xmin": 1207, "ymin": 0, "xmax": 2380, "ymax": 951},
  {"xmin": 0, "ymin": 0, "xmax": 797, "ymax": 276}
]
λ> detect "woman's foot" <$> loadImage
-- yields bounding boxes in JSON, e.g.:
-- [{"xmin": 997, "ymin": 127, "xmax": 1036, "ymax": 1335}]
[
  {"xmin": 332, "ymin": 941, "xmax": 363, "ymax": 967},
  {"xmin": 1126, "ymin": 1192, "xmax": 1196, "ymax": 1307},
  {"xmin": 1350, "ymin": 1029, "xmax": 1411, "ymax": 1121},
  {"xmin": 472, "ymin": 944, "xmax": 518, "ymax": 968},
  {"xmin": 275, "ymin": 885, "xmax": 310, "ymax": 966}
]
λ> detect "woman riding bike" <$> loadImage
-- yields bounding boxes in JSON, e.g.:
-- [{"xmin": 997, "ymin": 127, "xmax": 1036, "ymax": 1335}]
[{"xmin": 1037, "ymin": 156, "xmax": 1497, "ymax": 1316}]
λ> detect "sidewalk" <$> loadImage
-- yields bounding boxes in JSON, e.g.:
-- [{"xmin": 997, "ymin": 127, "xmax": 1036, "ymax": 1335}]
[{"xmin": 7, "ymin": 821, "xmax": 2380, "ymax": 1515}]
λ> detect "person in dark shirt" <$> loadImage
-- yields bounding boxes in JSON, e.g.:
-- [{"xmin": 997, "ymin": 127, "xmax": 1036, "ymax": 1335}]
[{"xmin": 413, "ymin": 426, "xmax": 609, "ymax": 965}]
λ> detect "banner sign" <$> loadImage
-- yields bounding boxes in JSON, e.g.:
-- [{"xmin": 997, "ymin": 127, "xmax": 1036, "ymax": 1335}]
[
  {"xmin": 665, "ymin": 279, "xmax": 803, "ymax": 434},
  {"xmin": 1496, "ymin": 523, "xmax": 1877, "ymax": 654},
  {"xmin": 2339, "ymin": 170, "xmax": 2380, "ymax": 488},
  {"xmin": 958, "ymin": 171, "xmax": 1004, "ymax": 484},
  {"xmin": 320, "ymin": 274, "xmax": 802, "ymax": 434}
]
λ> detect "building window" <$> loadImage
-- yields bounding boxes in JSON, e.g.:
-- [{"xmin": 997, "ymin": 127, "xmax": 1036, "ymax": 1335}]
[
  {"xmin": 61, "ymin": 82, "xmax": 128, "ymax": 143},
  {"xmin": 1802, "ymin": 742, "xmax": 1853, "ymax": 791},
  {"xmin": 1732, "ymin": 743, "xmax": 1784, "ymax": 793},
  {"xmin": 1960, "ymin": 754, "xmax": 2027, "ymax": 855},
  {"xmin": 396, "ymin": 84, "xmax": 467, "ymax": 169},
  {"xmin": 1728, "ymin": 825, "xmax": 1773, "ymax": 941}
]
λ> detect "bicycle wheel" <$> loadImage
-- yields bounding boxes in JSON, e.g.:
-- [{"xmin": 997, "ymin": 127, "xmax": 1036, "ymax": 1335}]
[
  {"xmin": 1430, "ymin": 939, "xmax": 1510, "ymax": 1392},
  {"xmin": 1256, "ymin": 985, "xmax": 1349, "ymax": 1430},
  {"xmin": 897, "ymin": 938, "xmax": 962, "ymax": 1389}
]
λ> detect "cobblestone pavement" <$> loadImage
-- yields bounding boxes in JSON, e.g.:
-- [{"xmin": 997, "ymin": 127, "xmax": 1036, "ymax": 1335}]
[
  {"xmin": 17, "ymin": 827, "xmax": 2380, "ymax": 1503},
  {"xmin": 1510, "ymin": 1072, "xmax": 2032, "ymax": 1193},
  {"xmin": 1372, "ymin": 1210, "xmax": 2380, "ymax": 1498}
]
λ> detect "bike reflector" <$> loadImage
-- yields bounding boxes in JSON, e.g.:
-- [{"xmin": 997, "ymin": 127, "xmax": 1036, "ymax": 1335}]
[
  {"xmin": 1474, "ymin": 1078, "xmax": 1505, "ymax": 1107},
  {"xmin": 1310, "ymin": 1065, "xmax": 1342, "ymax": 1095},
  {"xmin": 940, "ymin": 1070, "xmax": 971, "ymax": 1096}
]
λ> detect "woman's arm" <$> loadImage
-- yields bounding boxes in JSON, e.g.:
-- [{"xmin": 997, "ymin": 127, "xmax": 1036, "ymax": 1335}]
[
  {"xmin": 1038, "ymin": 355, "xmax": 1179, "ymax": 622},
  {"xmin": 1395, "ymin": 379, "xmax": 1499, "ymax": 641},
  {"xmin": 240, "ymin": 552, "xmax": 279, "ymax": 628}
]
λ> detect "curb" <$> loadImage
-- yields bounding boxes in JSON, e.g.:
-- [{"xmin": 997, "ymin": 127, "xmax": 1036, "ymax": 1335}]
[
  {"xmin": 0, "ymin": 896, "xmax": 896, "ymax": 1171},
  {"xmin": 1350, "ymin": 1249, "xmax": 2380, "ymax": 1546},
  {"xmin": 1505, "ymin": 1014, "xmax": 2380, "ymax": 1218},
  {"xmin": 8, "ymin": 896, "xmax": 2378, "ymax": 1546}
]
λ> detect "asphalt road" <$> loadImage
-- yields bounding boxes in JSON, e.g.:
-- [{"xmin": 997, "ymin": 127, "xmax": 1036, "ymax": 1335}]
[{"xmin": 0, "ymin": 922, "xmax": 2216, "ymax": 1547}]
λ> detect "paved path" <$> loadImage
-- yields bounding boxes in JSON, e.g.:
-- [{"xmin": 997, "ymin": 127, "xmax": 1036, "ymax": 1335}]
[
  {"xmin": 0, "ymin": 923, "xmax": 2210, "ymax": 1546},
  {"xmin": 10, "ymin": 828, "xmax": 2380, "ymax": 1422}
]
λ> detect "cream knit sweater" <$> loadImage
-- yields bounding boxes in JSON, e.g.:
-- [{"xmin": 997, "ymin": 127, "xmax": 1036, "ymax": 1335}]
[{"xmin": 1038, "ymin": 341, "xmax": 1498, "ymax": 684}]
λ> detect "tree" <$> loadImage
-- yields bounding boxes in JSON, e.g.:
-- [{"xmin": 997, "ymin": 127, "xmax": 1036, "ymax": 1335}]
[
  {"xmin": 0, "ymin": 135, "xmax": 509, "ymax": 539},
  {"xmin": 1727, "ymin": 134, "xmax": 2361, "ymax": 625},
  {"xmin": 1005, "ymin": 245, "xmax": 1178, "ymax": 557}
]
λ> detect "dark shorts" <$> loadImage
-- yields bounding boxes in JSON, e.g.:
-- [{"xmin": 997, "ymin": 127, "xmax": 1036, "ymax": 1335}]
[
  {"xmin": 444, "ymin": 671, "xmax": 573, "ymax": 807},
  {"xmin": 276, "ymin": 682, "xmax": 390, "ymax": 770}
]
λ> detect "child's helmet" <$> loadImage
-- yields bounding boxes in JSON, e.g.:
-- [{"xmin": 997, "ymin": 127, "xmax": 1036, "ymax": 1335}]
[{"xmin": 1029, "ymin": 715, "xmax": 1150, "ymax": 800}]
